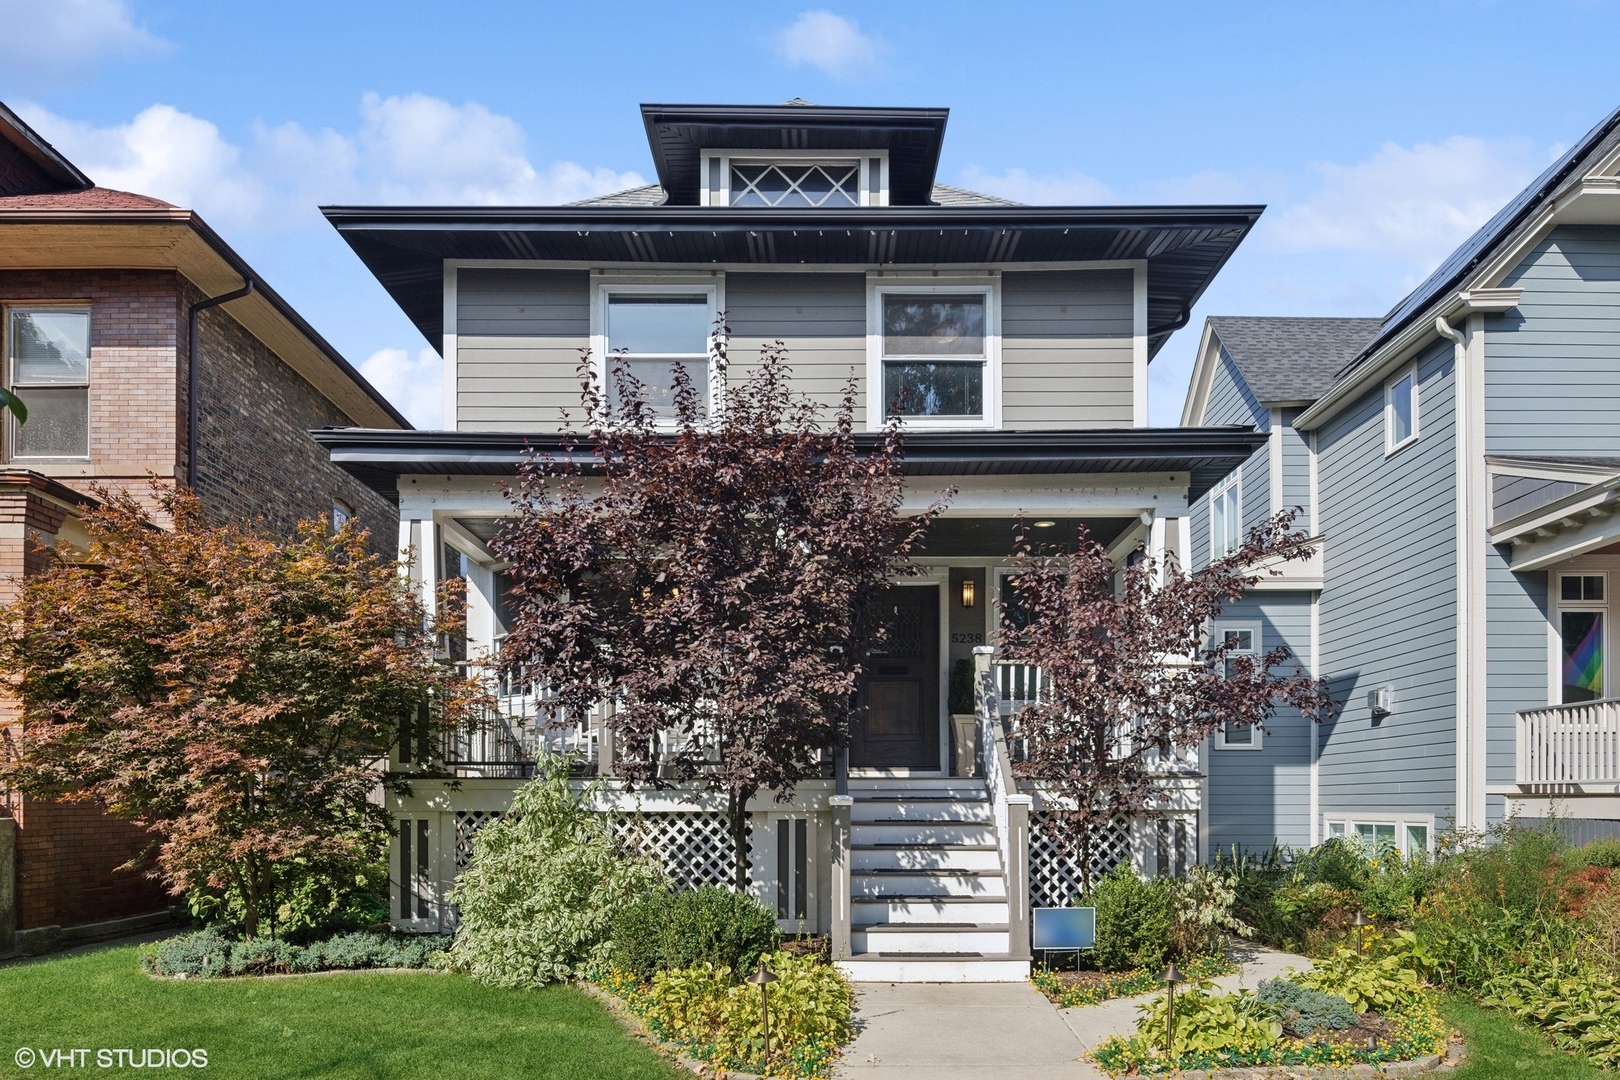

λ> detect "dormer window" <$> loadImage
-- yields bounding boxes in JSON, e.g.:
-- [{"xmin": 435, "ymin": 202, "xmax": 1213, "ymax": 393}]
[{"xmin": 701, "ymin": 152, "xmax": 887, "ymax": 207}]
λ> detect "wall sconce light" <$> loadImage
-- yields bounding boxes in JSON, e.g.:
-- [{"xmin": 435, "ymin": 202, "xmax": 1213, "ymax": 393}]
[{"xmin": 960, "ymin": 579, "xmax": 976, "ymax": 608}]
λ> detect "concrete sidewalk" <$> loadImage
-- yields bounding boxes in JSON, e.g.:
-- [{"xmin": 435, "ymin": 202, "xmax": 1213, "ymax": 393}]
[
  {"xmin": 839, "ymin": 981, "xmax": 1105, "ymax": 1079},
  {"xmin": 837, "ymin": 947, "xmax": 1312, "ymax": 1078}
]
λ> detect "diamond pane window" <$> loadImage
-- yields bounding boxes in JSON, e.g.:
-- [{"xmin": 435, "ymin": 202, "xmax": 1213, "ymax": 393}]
[{"xmin": 730, "ymin": 162, "xmax": 860, "ymax": 207}]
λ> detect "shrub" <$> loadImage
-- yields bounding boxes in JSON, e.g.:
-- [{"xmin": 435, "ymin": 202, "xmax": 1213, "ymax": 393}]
[
  {"xmin": 1256, "ymin": 977, "xmax": 1356, "ymax": 1036},
  {"xmin": 1296, "ymin": 949, "xmax": 1423, "ymax": 1014},
  {"xmin": 1568, "ymin": 837, "xmax": 1620, "ymax": 871},
  {"xmin": 1171, "ymin": 864, "xmax": 1252, "ymax": 960},
  {"xmin": 1085, "ymin": 865, "xmax": 1176, "ymax": 972},
  {"xmin": 187, "ymin": 859, "xmax": 391, "ymax": 943},
  {"xmin": 610, "ymin": 885, "xmax": 780, "ymax": 981},
  {"xmin": 142, "ymin": 929, "xmax": 450, "ymax": 977},
  {"xmin": 1135, "ymin": 982, "xmax": 1282, "ymax": 1054},
  {"xmin": 443, "ymin": 759, "xmax": 665, "ymax": 987},
  {"xmin": 631, "ymin": 950, "xmax": 853, "ymax": 1078}
]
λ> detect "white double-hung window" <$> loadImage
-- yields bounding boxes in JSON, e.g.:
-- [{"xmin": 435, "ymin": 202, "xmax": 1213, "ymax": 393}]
[
  {"xmin": 1213, "ymin": 625, "xmax": 1261, "ymax": 749},
  {"xmin": 593, "ymin": 280, "xmax": 722, "ymax": 420},
  {"xmin": 1210, "ymin": 474, "xmax": 1241, "ymax": 559},
  {"xmin": 868, "ymin": 281, "xmax": 999, "ymax": 429},
  {"xmin": 7, "ymin": 306, "xmax": 90, "ymax": 459},
  {"xmin": 1385, "ymin": 363, "xmax": 1418, "ymax": 453}
]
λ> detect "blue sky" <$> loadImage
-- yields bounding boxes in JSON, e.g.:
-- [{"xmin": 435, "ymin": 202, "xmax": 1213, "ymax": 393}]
[{"xmin": 2, "ymin": 0, "xmax": 1616, "ymax": 427}]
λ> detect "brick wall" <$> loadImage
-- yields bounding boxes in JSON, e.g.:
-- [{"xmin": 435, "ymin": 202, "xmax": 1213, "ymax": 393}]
[
  {"xmin": 187, "ymin": 287, "xmax": 396, "ymax": 542},
  {"xmin": 0, "ymin": 271, "xmax": 400, "ymax": 931}
]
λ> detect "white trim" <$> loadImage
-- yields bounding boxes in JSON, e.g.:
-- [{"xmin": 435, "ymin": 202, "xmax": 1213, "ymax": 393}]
[
  {"xmin": 589, "ymin": 274, "xmax": 725, "ymax": 425},
  {"xmin": 5, "ymin": 302, "xmax": 93, "ymax": 463},
  {"xmin": 1180, "ymin": 321, "xmax": 1220, "ymax": 426},
  {"xmin": 445, "ymin": 257, "xmax": 1143, "ymax": 274},
  {"xmin": 1322, "ymin": 813, "xmax": 1434, "ymax": 856},
  {"xmin": 1209, "ymin": 472, "xmax": 1241, "ymax": 561},
  {"xmin": 1212, "ymin": 622, "xmax": 1263, "ymax": 750},
  {"xmin": 1309, "ymin": 591, "xmax": 1321, "ymax": 845},
  {"xmin": 441, "ymin": 262, "xmax": 457, "ymax": 431},
  {"xmin": 1383, "ymin": 362, "xmax": 1419, "ymax": 455},
  {"xmin": 1552, "ymin": 570, "xmax": 1610, "ymax": 707},
  {"xmin": 1307, "ymin": 427, "xmax": 1320, "ymax": 535},
  {"xmin": 865, "ymin": 275, "xmax": 1001, "ymax": 431},
  {"xmin": 701, "ymin": 149, "xmax": 889, "ymax": 208},
  {"xmin": 1268, "ymin": 408, "xmax": 1283, "ymax": 518},
  {"xmin": 1462, "ymin": 315, "xmax": 1488, "ymax": 830},
  {"xmin": 1132, "ymin": 263, "xmax": 1147, "ymax": 427}
]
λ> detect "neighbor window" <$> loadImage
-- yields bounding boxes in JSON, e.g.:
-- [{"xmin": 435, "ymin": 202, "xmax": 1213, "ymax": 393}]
[
  {"xmin": 8, "ymin": 307, "xmax": 90, "ymax": 458},
  {"xmin": 1559, "ymin": 573, "xmax": 1607, "ymax": 704},
  {"xmin": 880, "ymin": 292, "xmax": 990, "ymax": 421},
  {"xmin": 603, "ymin": 291, "xmax": 716, "ymax": 418},
  {"xmin": 1385, "ymin": 365, "xmax": 1418, "ymax": 453},
  {"xmin": 1210, "ymin": 476, "xmax": 1241, "ymax": 559},
  {"xmin": 1324, "ymin": 816, "xmax": 1432, "ymax": 856},
  {"xmin": 332, "ymin": 499, "xmax": 353, "ymax": 530},
  {"xmin": 1214, "ymin": 626, "xmax": 1261, "ymax": 748}
]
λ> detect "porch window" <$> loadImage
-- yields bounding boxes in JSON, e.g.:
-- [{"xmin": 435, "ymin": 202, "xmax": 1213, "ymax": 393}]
[
  {"xmin": 8, "ymin": 307, "xmax": 90, "ymax": 459},
  {"xmin": 603, "ymin": 290, "xmax": 717, "ymax": 418},
  {"xmin": 1210, "ymin": 476, "xmax": 1241, "ymax": 559},
  {"xmin": 880, "ymin": 292, "xmax": 990, "ymax": 421},
  {"xmin": 1559, "ymin": 573, "xmax": 1607, "ymax": 703},
  {"xmin": 1214, "ymin": 625, "xmax": 1261, "ymax": 749},
  {"xmin": 1385, "ymin": 364, "xmax": 1418, "ymax": 454}
]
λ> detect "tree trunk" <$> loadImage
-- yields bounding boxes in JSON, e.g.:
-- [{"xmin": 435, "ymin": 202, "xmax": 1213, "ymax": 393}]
[
  {"xmin": 727, "ymin": 788, "xmax": 754, "ymax": 895},
  {"xmin": 240, "ymin": 862, "xmax": 260, "ymax": 940}
]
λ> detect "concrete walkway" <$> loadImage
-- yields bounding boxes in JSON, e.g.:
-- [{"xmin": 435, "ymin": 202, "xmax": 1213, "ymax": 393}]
[{"xmin": 837, "ymin": 947, "xmax": 1311, "ymax": 1079}]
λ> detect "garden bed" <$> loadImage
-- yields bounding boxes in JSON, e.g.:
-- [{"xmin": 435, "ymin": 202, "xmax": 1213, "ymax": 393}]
[
  {"xmin": 142, "ymin": 927, "xmax": 452, "ymax": 978},
  {"xmin": 1031, "ymin": 954, "xmax": 1237, "ymax": 1008}
]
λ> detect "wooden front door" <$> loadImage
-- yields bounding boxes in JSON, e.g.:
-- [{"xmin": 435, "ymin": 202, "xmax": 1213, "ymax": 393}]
[{"xmin": 852, "ymin": 586, "xmax": 940, "ymax": 769}]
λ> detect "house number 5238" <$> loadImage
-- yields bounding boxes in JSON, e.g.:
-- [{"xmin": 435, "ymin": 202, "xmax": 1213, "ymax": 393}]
[{"xmin": 950, "ymin": 632, "xmax": 984, "ymax": 644}]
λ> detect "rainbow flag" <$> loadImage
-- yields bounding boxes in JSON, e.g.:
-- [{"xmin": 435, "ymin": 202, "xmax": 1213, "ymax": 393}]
[{"xmin": 1565, "ymin": 616, "xmax": 1604, "ymax": 694}]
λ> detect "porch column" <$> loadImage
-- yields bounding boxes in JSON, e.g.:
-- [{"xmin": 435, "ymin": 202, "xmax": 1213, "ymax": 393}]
[
  {"xmin": 829, "ymin": 794, "xmax": 853, "ymax": 961},
  {"xmin": 1006, "ymin": 793, "xmax": 1032, "ymax": 961}
]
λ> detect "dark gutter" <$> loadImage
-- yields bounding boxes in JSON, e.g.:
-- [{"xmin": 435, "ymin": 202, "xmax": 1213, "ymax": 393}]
[{"xmin": 321, "ymin": 204, "xmax": 1265, "ymax": 229}]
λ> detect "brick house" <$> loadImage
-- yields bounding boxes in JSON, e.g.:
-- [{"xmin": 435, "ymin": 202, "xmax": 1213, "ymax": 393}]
[{"xmin": 0, "ymin": 101, "xmax": 408, "ymax": 941}]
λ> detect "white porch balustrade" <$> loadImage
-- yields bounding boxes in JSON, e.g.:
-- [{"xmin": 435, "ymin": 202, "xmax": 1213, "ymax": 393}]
[{"xmin": 1517, "ymin": 699, "xmax": 1620, "ymax": 787}]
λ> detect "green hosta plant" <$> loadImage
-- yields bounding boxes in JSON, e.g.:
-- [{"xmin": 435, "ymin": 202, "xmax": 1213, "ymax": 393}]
[
  {"xmin": 1296, "ymin": 949, "xmax": 1423, "ymax": 1014},
  {"xmin": 1480, "ymin": 956, "xmax": 1620, "ymax": 1070},
  {"xmin": 1134, "ymin": 982, "xmax": 1282, "ymax": 1055}
]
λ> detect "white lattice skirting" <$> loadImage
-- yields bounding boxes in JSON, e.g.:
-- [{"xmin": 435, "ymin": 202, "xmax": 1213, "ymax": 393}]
[
  {"xmin": 453, "ymin": 808, "xmax": 737, "ymax": 891},
  {"xmin": 1029, "ymin": 812, "xmax": 1131, "ymax": 908}
]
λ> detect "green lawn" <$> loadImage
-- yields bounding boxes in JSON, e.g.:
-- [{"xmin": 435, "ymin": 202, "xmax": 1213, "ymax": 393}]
[
  {"xmin": 0, "ymin": 943, "xmax": 682, "ymax": 1080},
  {"xmin": 1440, "ymin": 995, "xmax": 1609, "ymax": 1080}
]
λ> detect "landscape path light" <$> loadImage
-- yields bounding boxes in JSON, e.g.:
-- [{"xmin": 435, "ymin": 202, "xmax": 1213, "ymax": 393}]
[
  {"xmin": 1158, "ymin": 962, "xmax": 1185, "ymax": 1055},
  {"xmin": 1349, "ymin": 911, "xmax": 1373, "ymax": 956},
  {"xmin": 747, "ymin": 959, "xmax": 778, "ymax": 1071}
]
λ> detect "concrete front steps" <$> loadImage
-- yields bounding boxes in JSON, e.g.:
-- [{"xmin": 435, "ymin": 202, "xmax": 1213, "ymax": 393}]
[{"xmin": 836, "ymin": 779, "xmax": 1030, "ymax": 983}]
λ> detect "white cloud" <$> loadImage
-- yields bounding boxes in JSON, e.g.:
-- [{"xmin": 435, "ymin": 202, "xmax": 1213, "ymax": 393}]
[
  {"xmin": 775, "ymin": 11, "xmax": 883, "ymax": 81},
  {"xmin": 17, "ymin": 94, "xmax": 647, "ymax": 229},
  {"xmin": 1269, "ymin": 136, "xmax": 1548, "ymax": 265},
  {"xmin": 359, "ymin": 347, "xmax": 443, "ymax": 430},
  {"xmin": 0, "ymin": 0, "xmax": 170, "ymax": 83}
]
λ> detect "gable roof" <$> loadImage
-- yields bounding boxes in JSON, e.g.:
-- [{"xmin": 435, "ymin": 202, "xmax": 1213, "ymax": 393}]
[
  {"xmin": 1341, "ymin": 104, "xmax": 1620, "ymax": 380},
  {"xmin": 570, "ymin": 182, "xmax": 1020, "ymax": 208},
  {"xmin": 1209, "ymin": 316, "xmax": 1383, "ymax": 403},
  {"xmin": 0, "ymin": 102, "xmax": 91, "ymax": 196}
]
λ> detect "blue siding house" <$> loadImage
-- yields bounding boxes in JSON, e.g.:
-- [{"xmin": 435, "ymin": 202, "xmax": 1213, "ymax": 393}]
[{"xmin": 1187, "ymin": 104, "xmax": 1620, "ymax": 854}]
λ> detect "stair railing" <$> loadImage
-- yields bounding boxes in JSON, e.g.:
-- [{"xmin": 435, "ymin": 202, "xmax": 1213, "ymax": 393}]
[{"xmin": 973, "ymin": 646, "xmax": 1031, "ymax": 961}]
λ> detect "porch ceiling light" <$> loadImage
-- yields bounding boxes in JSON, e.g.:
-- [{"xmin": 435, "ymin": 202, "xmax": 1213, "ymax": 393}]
[
  {"xmin": 960, "ymin": 579, "xmax": 976, "ymax": 608},
  {"xmin": 1033, "ymin": 520, "xmax": 1056, "ymax": 528}
]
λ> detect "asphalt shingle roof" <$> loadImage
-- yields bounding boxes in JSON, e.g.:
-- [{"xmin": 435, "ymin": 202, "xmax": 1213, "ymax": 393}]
[{"xmin": 1208, "ymin": 316, "xmax": 1383, "ymax": 404}]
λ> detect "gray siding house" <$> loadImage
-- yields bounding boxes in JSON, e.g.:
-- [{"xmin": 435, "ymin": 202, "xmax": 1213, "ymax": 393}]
[
  {"xmin": 315, "ymin": 101, "xmax": 1269, "ymax": 981},
  {"xmin": 1184, "ymin": 103, "xmax": 1620, "ymax": 856}
]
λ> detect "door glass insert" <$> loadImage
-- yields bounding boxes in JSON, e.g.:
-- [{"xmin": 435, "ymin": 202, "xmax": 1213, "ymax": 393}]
[{"xmin": 1562, "ymin": 609, "xmax": 1604, "ymax": 703}]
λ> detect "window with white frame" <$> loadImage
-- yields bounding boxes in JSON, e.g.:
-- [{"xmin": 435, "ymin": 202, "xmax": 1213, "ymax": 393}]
[
  {"xmin": 1558, "ymin": 572, "xmax": 1607, "ymax": 704},
  {"xmin": 871, "ymin": 283, "xmax": 997, "ymax": 427},
  {"xmin": 1324, "ymin": 815, "xmax": 1431, "ymax": 857},
  {"xmin": 702, "ymin": 152, "xmax": 886, "ymax": 207},
  {"xmin": 1385, "ymin": 364, "xmax": 1418, "ymax": 453},
  {"xmin": 1214, "ymin": 625, "xmax": 1261, "ymax": 748},
  {"xmin": 1210, "ymin": 475, "xmax": 1241, "ymax": 559},
  {"xmin": 8, "ymin": 306, "xmax": 90, "ymax": 459},
  {"xmin": 595, "ymin": 283, "xmax": 720, "ymax": 419}
]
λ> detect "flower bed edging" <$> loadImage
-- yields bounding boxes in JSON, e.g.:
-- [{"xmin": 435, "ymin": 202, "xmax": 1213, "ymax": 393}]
[{"xmin": 1117, "ymin": 1036, "xmax": 1463, "ymax": 1079}]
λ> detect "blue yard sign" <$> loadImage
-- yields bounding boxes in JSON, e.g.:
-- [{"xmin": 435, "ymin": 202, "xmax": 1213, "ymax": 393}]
[{"xmin": 1033, "ymin": 906, "xmax": 1096, "ymax": 951}]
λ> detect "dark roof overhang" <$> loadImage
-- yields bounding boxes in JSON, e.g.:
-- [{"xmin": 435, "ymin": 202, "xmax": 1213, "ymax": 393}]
[
  {"xmin": 639, "ymin": 103, "xmax": 949, "ymax": 206},
  {"xmin": 0, "ymin": 100, "xmax": 91, "ymax": 195},
  {"xmin": 313, "ymin": 425, "xmax": 1268, "ymax": 504},
  {"xmin": 321, "ymin": 203, "xmax": 1263, "ymax": 360}
]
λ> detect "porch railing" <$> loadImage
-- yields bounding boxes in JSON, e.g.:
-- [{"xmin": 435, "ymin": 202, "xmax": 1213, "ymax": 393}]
[
  {"xmin": 1518, "ymin": 699, "xmax": 1620, "ymax": 786},
  {"xmin": 976, "ymin": 646, "xmax": 1031, "ymax": 961}
]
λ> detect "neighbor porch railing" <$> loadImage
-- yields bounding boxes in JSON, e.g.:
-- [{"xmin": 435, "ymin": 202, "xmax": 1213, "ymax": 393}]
[
  {"xmin": 1517, "ymin": 698, "xmax": 1620, "ymax": 786},
  {"xmin": 976, "ymin": 646, "xmax": 1032, "ymax": 962}
]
